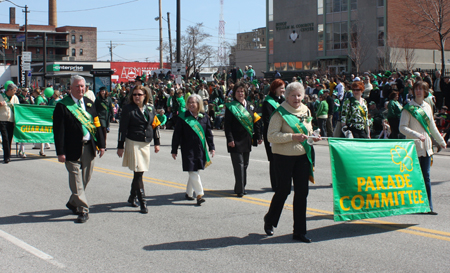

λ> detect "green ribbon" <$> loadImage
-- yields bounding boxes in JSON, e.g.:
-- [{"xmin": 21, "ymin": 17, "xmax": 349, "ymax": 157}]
[
  {"xmin": 276, "ymin": 105, "xmax": 314, "ymax": 183},
  {"xmin": 226, "ymin": 100, "xmax": 253, "ymax": 136},
  {"xmin": 178, "ymin": 112, "xmax": 211, "ymax": 168},
  {"xmin": 58, "ymin": 96, "xmax": 97, "ymax": 142},
  {"xmin": 1, "ymin": 93, "xmax": 14, "ymax": 113}
]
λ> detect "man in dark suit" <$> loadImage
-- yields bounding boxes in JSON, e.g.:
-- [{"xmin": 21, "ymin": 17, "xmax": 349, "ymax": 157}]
[{"xmin": 53, "ymin": 75, "xmax": 105, "ymax": 223}]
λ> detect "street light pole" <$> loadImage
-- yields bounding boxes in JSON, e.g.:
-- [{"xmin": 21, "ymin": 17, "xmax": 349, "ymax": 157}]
[
  {"xmin": 176, "ymin": 0, "xmax": 180, "ymax": 63},
  {"xmin": 167, "ymin": 12, "xmax": 173, "ymax": 66},
  {"xmin": 158, "ymin": 0, "xmax": 163, "ymax": 69}
]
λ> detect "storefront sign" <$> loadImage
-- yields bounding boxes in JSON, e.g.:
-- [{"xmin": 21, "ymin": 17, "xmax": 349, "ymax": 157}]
[{"xmin": 46, "ymin": 64, "xmax": 94, "ymax": 72}]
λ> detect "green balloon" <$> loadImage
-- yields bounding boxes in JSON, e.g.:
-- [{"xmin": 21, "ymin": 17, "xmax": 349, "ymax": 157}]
[
  {"xmin": 4, "ymin": 80, "xmax": 14, "ymax": 90},
  {"xmin": 44, "ymin": 87, "xmax": 54, "ymax": 98}
]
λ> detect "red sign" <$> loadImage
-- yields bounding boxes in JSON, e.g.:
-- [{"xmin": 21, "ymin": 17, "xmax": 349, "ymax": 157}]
[{"xmin": 110, "ymin": 62, "xmax": 170, "ymax": 82}]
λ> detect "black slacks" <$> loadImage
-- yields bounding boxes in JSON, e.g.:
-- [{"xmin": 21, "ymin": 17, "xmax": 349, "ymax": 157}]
[
  {"xmin": 265, "ymin": 154, "xmax": 310, "ymax": 235},
  {"xmin": 230, "ymin": 152, "xmax": 250, "ymax": 194},
  {"xmin": 0, "ymin": 121, "xmax": 14, "ymax": 161}
]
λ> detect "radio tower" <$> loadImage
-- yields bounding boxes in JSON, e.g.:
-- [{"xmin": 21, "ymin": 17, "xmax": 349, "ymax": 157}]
[{"xmin": 218, "ymin": 0, "xmax": 226, "ymax": 67}]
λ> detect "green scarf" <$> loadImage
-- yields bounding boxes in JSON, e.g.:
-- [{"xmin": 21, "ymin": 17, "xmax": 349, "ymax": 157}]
[
  {"xmin": 403, "ymin": 103, "xmax": 431, "ymax": 137},
  {"xmin": 276, "ymin": 105, "xmax": 315, "ymax": 183},
  {"xmin": 226, "ymin": 100, "xmax": 253, "ymax": 136},
  {"xmin": 58, "ymin": 96, "xmax": 97, "ymax": 142},
  {"xmin": 1, "ymin": 93, "xmax": 14, "ymax": 112},
  {"xmin": 178, "ymin": 112, "xmax": 211, "ymax": 168}
]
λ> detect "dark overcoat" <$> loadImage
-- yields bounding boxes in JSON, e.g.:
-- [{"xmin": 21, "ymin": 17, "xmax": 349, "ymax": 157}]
[{"xmin": 171, "ymin": 111, "xmax": 215, "ymax": 171}]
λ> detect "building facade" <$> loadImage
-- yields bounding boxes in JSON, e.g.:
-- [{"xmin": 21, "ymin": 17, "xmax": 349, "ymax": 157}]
[
  {"xmin": 267, "ymin": 0, "xmax": 450, "ymax": 75},
  {"xmin": 230, "ymin": 27, "xmax": 266, "ymax": 77}
]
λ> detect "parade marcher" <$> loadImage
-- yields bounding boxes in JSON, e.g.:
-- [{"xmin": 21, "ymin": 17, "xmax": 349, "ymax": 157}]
[
  {"xmin": 263, "ymin": 82, "xmax": 320, "ymax": 243},
  {"xmin": 224, "ymin": 82, "xmax": 263, "ymax": 197},
  {"xmin": 400, "ymin": 81, "xmax": 446, "ymax": 215},
  {"xmin": 171, "ymin": 94, "xmax": 215, "ymax": 206},
  {"xmin": 32, "ymin": 88, "xmax": 50, "ymax": 156},
  {"xmin": 95, "ymin": 87, "xmax": 115, "ymax": 145},
  {"xmin": 387, "ymin": 91, "xmax": 403, "ymax": 139},
  {"xmin": 316, "ymin": 92, "xmax": 329, "ymax": 137},
  {"xmin": 117, "ymin": 85, "xmax": 160, "ymax": 214},
  {"xmin": 341, "ymin": 81, "xmax": 371, "ymax": 138},
  {"xmin": 53, "ymin": 75, "xmax": 106, "ymax": 223},
  {"xmin": 0, "ymin": 83, "xmax": 19, "ymax": 163},
  {"xmin": 262, "ymin": 79, "xmax": 285, "ymax": 191}
]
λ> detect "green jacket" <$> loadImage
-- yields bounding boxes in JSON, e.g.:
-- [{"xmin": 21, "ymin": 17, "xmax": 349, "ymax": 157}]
[
  {"xmin": 387, "ymin": 100, "xmax": 402, "ymax": 119},
  {"xmin": 316, "ymin": 100, "xmax": 328, "ymax": 118}
]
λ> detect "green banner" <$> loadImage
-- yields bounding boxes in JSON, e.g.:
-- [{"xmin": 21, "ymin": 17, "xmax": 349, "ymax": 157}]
[
  {"xmin": 13, "ymin": 104, "xmax": 55, "ymax": 143},
  {"xmin": 329, "ymin": 138, "xmax": 430, "ymax": 222}
]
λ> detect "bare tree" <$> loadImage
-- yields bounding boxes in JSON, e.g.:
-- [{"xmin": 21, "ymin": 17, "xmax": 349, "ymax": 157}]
[
  {"xmin": 406, "ymin": 0, "xmax": 450, "ymax": 72},
  {"xmin": 401, "ymin": 35, "xmax": 418, "ymax": 71},
  {"xmin": 159, "ymin": 23, "xmax": 215, "ymax": 78},
  {"xmin": 349, "ymin": 22, "xmax": 371, "ymax": 75}
]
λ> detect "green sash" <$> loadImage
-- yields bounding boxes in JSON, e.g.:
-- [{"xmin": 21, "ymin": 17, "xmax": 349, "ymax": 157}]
[
  {"xmin": 226, "ymin": 100, "xmax": 253, "ymax": 136},
  {"xmin": 178, "ymin": 112, "xmax": 211, "ymax": 168},
  {"xmin": 1, "ymin": 93, "xmax": 14, "ymax": 112},
  {"xmin": 403, "ymin": 103, "xmax": 432, "ymax": 137},
  {"xmin": 264, "ymin": 95, "xmax": 280, "ymax": 110},
  {"xmin": 276, "ymin": 106, "xmax": 315, "ymax": 183},
  {"xmin": 58, "ymin": 96, "xmax": 97, "ymax": 142},
  {"xmin": 101, "ymin": 101, "xmax": 109, "ymax": 111}
]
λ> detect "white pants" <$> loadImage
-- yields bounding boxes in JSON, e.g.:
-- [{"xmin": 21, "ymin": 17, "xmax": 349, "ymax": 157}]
[{"xmin": 186, "ymin": 171, "xmax": 204, "ymax": 198}]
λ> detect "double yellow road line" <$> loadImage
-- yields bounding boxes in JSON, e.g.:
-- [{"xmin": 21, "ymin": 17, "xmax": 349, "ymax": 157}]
[{"xmin": 42, "ymin": 156, "xmax": 450, "ymax": 242}]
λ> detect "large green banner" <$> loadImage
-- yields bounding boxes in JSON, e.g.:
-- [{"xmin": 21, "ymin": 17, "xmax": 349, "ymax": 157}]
[
  {"xmin": 13, "ymin": 104, "xmax": 55, "ymax": 143},
  {"xmin": 329, "ymin": 138, "xmax": 430, "ymax": 222}
]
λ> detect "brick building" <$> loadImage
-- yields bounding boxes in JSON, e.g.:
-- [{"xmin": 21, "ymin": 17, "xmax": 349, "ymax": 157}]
[
  {"xmin": 266, "ymin": 0, "xmax": 450, "ymax": 75},
  {"xmin": 0, "ymin": 7, "xmax": 97, "ymax": 64}
]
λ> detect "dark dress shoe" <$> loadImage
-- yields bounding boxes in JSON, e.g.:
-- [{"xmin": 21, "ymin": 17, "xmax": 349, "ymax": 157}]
[
  {"xmin": 4, "ymin": 158, "xmax": 10, "ymax": 164},
  {"xmin": 264, "ymin": 223, "xmax": 274, "ymax": 236},
  {"xmin": 237, "ymin": 193, "xmax": 244, "ymax": 197},
  {"xmin": 66, "ymin": 202, "xmax": 79, "ymax": 215},
  {"xmin": 196, "ymin": 197, "xmax": 205, "ymax": 206},
  {"xmin": 185, "ymin": 194, "xmax": 195, "ymax": 201},
  {"xmin": 293, "ymin": 234, "xmax": 312, "ymax": 243},
  {"xmin": 77, "ymin": 213, "xmax": 89, "ymax": 223},
  {"xmin": 128, "ymin": 195, "xmax": 139, "ymax": 207},
  {"xmin": 428, "ymin": 211, "xmax": 438, "ymax": 215}
]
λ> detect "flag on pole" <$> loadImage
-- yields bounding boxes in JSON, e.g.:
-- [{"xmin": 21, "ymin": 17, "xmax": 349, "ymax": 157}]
[{"xmin": 329, "ymin": 138, "xmax": 430, "ymax": 222}]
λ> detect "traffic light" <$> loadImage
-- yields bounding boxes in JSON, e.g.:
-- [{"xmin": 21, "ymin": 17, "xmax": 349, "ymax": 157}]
[{"xmin": 1, "ymin": 37, "xmax": 7, "ymax": 49}]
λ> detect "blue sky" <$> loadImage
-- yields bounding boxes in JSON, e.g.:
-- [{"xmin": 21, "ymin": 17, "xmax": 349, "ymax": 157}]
[{"xmin": 0, "ymin": 0, "xmax": 266, "ymax": 63}]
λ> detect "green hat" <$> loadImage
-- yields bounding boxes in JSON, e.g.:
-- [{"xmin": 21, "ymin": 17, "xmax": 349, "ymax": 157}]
[
  {"xmin": 316, "ymin": 79, "xmax": 321, "ymax": 84},
  {"xmin": 3, "ymin": 80, "xmax": 14, "ymax": 90},
  {"xmin": 384, "ymin": 71, "xmax": 392, "ymax": 78},
  {"xmin": 372, "ymin": 81, "xmax": 379, "ymax": 86},
  {"xmin": 318, "ymin": 90, "xmax": 324, "ymax": 97},
  {"xmin": 333, "ymin": 90, "xmax": 338, "ymax": 96},
  {"xmin": 369, "ymin": 101, "xmax": 376, "ymax": 106}
]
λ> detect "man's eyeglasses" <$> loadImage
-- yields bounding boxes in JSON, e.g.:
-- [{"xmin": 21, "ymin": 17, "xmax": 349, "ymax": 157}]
[{"xmin": 132, "ymin": 93, "xmax": 145, "ymax": 97}]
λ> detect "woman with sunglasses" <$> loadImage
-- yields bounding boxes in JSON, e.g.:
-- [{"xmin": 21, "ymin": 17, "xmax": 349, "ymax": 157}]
[
  {"xmin": 117, "ymin": 85, "xmax": 160, "ymax": 214},
  {"xmin": 341, "ymin": 81, "xmax": 371, "ymax": 138}
]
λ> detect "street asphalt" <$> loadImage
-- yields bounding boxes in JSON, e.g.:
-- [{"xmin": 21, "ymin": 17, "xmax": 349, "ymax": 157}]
[{"xmin": 1, "ymin": 122, "xmax": 449, "ymax": 272}]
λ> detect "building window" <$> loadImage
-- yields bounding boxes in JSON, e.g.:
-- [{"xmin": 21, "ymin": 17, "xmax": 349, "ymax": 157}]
[
  {"xmin": 326, "ymin": 0, "xmax": 350, "ymax": 13},
  {"xmin": 80, "ymin": 49, "xmax": 83, "ymax": 55},
  {"xmin": 318, "ymin": 0, "xmax": 323, "ymax": 15},
  {"xmin": 326, "ymin": 21, "xmax": 348, "ymax": 51},
  {"xmin": 49, "ymin": 49, "xmax": 53, "ymax": 54},
  {"xmin": 377, "ymin": 0, "xmax": 384, "ymax": 7},
  {"xmin": 36, "ymin": 48, "xmax": 40, "ymax": 54},
  {"xmin": 71, "ymin": 35, "xmax": 76, "ymax": 44},
  {"xmin": 79, "ymin": 35, "xmax": 83, "ymax": 42},
  {"xmin": 377, "ymin": 17, "xmax": 385, "ymax": 46},
  {"xmin": 326, "ymin": 0, "xmax": 332, "ymax": 13},
  {"xmin": 72, "ymin": 48, "xmax": 76, "ymax": 56},
  {"xmin": 351, "ymin": 0, "xmax": 357, "ymax": 10},
  {"xmin": 268, "ymin": 0, "xmax": 273, "ymax": 21},
  {"xmin": 318, "ymin": 24, "xmax": 324, "ymax": 51}
]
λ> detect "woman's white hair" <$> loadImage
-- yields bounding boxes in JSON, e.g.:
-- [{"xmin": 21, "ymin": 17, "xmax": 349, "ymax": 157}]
[
  {"xmin": 187, "ymin": 94, "xmax": 204, "ymax": 113},
  {"xmin": 70, "ymin": 75, "xmax": 86, "ymax": 86},
  {"xmin": 285, "ymin": 82, "xmax": 305, "ymax": 98}
]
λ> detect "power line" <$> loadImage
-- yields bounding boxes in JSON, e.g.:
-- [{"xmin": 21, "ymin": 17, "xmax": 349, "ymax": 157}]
[{"xmin": 30, "ymin": 0, "xmax": 140, "ymax": 13}]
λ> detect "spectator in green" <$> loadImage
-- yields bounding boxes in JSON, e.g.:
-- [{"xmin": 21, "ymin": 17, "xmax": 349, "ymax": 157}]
[
  {"xmin": 316, "ymin": 93, "xmax": 329, "ymax": 137},
  {"xmin": 157, "ymin": 108, "xmax": 167, "ymax": 129}
]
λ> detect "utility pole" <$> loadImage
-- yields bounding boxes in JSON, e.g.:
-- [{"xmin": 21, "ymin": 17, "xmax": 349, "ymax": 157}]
[
  {"xmin": 24, "ymin": 5, "xmax": 28, "ymax": 51},
  {"xmin": 167, "ymin": 12, "xmax": 173, "ymax": 66},
  {"xmin": 158, "ymin": 0, "xmax": 163, "ymax": 69},
  {"xmin": 176, "ymin": 0, "xmax": 180, "ymax": 63},
  {"xmin": 109, "ymin": 40, "xmax": 113, "ymax": 61}
]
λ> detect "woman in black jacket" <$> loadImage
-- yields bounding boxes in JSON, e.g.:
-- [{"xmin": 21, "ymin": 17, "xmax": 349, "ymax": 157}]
[
  {"xmin": 95, "ymin": 87, "xmax": 115, "ymax": 145},
  {"xmin": 117, "ymin": 85, "xmax": 160, "ymax": 213},
  {"xmin": 262, "ymin": 79, "xmax": 285, "ymax": 191},
  {"xmin": 224, "ymin": 83, "xmax": 263, "ymax": 197},
  {"xmin": 171, "ymin": 94, "xmax": 215, "ymax": 206}
]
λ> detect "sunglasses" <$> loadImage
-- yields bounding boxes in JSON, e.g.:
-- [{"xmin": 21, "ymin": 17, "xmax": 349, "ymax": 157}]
[{"xmin": 132, "ymin": 93, "xmax": 145, "ymax": 97}]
